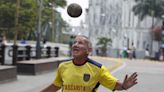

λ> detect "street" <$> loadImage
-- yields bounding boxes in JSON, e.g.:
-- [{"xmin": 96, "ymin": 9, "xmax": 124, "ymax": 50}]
[
  {"xmin": 0, "ymin": 58, "xmax": 164, "ymax": 92},
  {"xmin": 98, "ymin": 59, "xmax": 164, "ymax": 92},
  {"xmin": 0, "ymin": 57, "xmax": 118, "ymax": 92}
]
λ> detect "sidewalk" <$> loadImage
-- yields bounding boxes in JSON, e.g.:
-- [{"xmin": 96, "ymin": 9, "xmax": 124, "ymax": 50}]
[
  {"xmin": 0, "ymin": 56, "xmax": 122, "ymax": 92},
  {"xmin": 0, "ymin": 68, "xmax": 56, "ymax": 92}
]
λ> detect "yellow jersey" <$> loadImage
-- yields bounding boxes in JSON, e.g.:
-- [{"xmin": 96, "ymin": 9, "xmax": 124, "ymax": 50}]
[{"xmin": 53, "ymin": 58, "xmax": 117, "ymax": 92}]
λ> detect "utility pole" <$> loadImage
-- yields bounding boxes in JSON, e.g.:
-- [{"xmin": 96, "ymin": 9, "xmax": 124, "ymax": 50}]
[
  {"xmin": 150, "ymin": 0, "xmax": 155, "ymax": 56},
  {"xmin": 14, "ymin": 0, "xmax": 20, "ymax": 45},
  {"xmin": 12, "ymin": 0, "xmax": 20, "ymax": 65},
  {"xmin": 51, "ymin": 1, "xmax": 55, "ymax": 42},
  {"xmin": 36, "ymin": 0, "xmax": 43, "ymax": 59}
]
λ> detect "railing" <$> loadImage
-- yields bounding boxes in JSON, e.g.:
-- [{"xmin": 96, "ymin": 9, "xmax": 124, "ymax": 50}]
[
  {"xmin": 0, "ymin": 45, "xmax": 59, "ymax": 65},
  {"xmin": 0, "ymin": 45, "xmax": 5, "ymax": 65}
]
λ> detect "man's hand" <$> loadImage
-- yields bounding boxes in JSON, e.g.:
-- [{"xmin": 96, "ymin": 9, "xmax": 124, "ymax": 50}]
[{"xmin": 122, "ymin": 72, "xmax": 138, "ymax": 90}]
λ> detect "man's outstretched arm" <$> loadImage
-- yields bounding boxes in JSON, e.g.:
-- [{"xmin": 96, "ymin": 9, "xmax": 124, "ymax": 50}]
[
  {"xmin": 114, "ymin": 72, "xmax": 138, "ymax": 91},
  {"xmin": 41, "ymin": 84, "xmax": 61, "ymax": 92}
]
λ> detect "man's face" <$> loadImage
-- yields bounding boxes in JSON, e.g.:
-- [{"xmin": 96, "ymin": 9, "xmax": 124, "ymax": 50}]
[{"xmin": 72, "ymin": 36, "xmax": 90, "ymax": 58}]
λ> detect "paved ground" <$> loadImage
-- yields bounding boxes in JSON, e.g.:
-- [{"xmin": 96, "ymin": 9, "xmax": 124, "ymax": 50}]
[
  {"xmin": 0, "ymin": 57, "xmax": 121, "ymax": 92},
  {"xmin": 1, "ymin": 57, "xmax": 164, "ymax": 92},
  {"xmin": 98, "ymin": 59, "xmax": 164, "ymax": 92}
]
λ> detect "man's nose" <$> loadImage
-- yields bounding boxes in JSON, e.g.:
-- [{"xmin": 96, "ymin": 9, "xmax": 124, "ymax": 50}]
[
  {"xmin": 73, "ymin": 42, "xmax": 79, "ymax": 47},
  {"xmin": 73, "ymin": 42, "xmax": 78, "ymax": 46}
]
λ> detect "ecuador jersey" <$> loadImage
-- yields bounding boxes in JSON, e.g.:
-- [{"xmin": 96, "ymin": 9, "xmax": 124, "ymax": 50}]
[{"xmin": 53, "ymin": 58, "xmax": 117, "ymax": 92}]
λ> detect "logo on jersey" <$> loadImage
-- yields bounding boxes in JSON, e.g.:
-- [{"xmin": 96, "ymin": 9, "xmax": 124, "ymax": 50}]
[{"xmin": 83, "ymin": 74, "xmax": 90, "ymax": 82}]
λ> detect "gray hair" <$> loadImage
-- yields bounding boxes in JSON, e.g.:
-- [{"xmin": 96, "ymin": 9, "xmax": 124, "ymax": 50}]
[{"xmin": 76, "ymin": 35, "xmax": 92, "ymax": 48}]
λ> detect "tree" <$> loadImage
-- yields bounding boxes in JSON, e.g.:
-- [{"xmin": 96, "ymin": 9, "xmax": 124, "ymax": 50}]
[
  {"xmin": 0, "ymin": 0, "xmax": 16, "ymax": 38},
  {"xmin": 132, "ymin": 0, "xmax": 164, "ymax": 21},
  {"xmin": 0, "ymin": 0, "xmax": 38, "ymax": 40},
  {"xmin": 0, "ymin": 0, "xmax": 67, "ymax": 41},
  {"xmin": 18, "ymin": 0, "xmax": 38, "ymax": 39},
  {"xmin": 42, "ymin": 0, "xmax": 67, "ymax": 25},
  {"xmin": 43, "ymin": 0, "xmax": 67, "ymax": 42},
  {"xmin": 97, "ymin": 37, "xmax": 112, "ymax": 56},
  {"xmin": 132, "ymin": 0, "xmax": 164, "ymax": 54}
]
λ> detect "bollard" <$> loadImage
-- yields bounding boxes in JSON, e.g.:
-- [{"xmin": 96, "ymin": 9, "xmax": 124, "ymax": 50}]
[
  {"xmin": 54, "ymin": 47, "xmax": 59, "ymax": 57},
  {"xmin": 17, "ymin": 47, "xmax": 24, "ymax": 61},
  {"xmin": 40, "ymin": 47, "xmax": 43, "ymax": 58},
  {"xmin": 46, "ymin": 46, "xmax": 51, "ymax": 58},
  {"xmin": 25, "ymin": 45, "xmax": 31, "ymax": 60},
  {"xmin": 12, "ymin": 45, "xmax": 18, "ymax": 65},
  {"xmin": 0, "ymin": 45, "xmax": 5, "ymax": 65}
]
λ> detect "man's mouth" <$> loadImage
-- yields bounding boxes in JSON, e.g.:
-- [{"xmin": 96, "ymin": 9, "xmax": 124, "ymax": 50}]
[{"xmin": 73, "ymin": 48, "xmax": 79, "ymax": 52}]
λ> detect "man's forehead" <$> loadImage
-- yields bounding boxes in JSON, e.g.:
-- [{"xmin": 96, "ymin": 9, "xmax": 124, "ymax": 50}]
[
  {"xmin": 74, "ymin": 35, "xmax": 92, "ymax": 48},
  {"xmin": 75, "ymin": 36, "xmax": 88, "ymax": 41}
]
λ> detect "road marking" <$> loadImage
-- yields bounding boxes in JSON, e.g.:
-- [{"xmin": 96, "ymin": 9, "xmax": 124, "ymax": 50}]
[
  {"xmin": 108, "ymin": 62, "xmax": 122, "ymax": 71},
  {"xmin": 111, "ymin": 62, "xmax": 126, "ymax": 74}
]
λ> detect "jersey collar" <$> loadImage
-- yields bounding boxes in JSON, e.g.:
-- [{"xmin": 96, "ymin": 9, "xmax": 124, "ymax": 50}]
[{"xmin": 72, "ymin": 58, "xmax": 89, "ymax": 66}]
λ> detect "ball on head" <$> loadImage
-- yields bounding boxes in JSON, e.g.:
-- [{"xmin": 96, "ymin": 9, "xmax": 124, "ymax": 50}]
[{"xmin": 67, "ymin": 3, "xmax": 82, "ymax": 18}]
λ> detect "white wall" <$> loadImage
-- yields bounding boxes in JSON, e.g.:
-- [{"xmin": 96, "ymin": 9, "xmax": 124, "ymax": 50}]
[{"xmin": 88, "ymin": 0, "xmax": 154, "ymax": 55}]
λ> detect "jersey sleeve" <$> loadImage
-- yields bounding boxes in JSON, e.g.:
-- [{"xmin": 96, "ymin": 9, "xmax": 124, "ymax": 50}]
[
  {"xmin": 53, "ymin": 63, "xmax": 63, "ymax": 87},
  {"xmin": 99, "ymin": 65, "xmax": 118, "ymax": 90}
]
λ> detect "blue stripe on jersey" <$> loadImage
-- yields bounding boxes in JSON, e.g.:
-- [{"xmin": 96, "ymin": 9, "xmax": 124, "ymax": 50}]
[
  {"xmin": 87, "ymin": 58, "xmax": 102, "ymax": 68},
  {"xmin": 92, "ymin": 82, "xmax": 100, "ymax": 92}
]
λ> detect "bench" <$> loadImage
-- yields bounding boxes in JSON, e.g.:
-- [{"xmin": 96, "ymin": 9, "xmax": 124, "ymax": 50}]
[
  {"xmin": 0, "ymin": 65, "xmax": 17, "ymax": 82},
  {"xmin": 17, "ymin": 57, "xmax": 71, "ymax": 75}
]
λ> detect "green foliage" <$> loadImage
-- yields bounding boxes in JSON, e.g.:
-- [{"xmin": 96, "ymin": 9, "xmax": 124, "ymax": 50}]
[
  {"xmin": 18, "ymin": 0, "xmax": 38, "ymax": 39},
  {"xmin": 97, "ymin": 37, "xmax": 112, "ymax": 56},
  {"xmin": 42, "ymin": 0, "xmax": 67, "ymax": 23},
  {"xmin": 0, "ymin": 0, "xmax": 38, "ymax": 39},
  {"xmin": 0, "ymin": 1, "xmax": 16, "ymax": 29},
  {"xmin": 42, "ymin": 0, "xmax": 67, "ymax": 42},
  {"xmin": 133, "ymin": 0, "xmax": 164, "ymax": 21},
  {"xmin": 133, "ymin": 0, "xmax": 164, "ymax": 20},
  {"xmin": 132, "ymin": 0, "xmax": 164, "ymax": 42},
  {"xmin": 46, "ymin": 0, "xmax": 67, "ymax": 8},
  {"xmin": 55, "ymin": 0, "xmax": 67, "ymax": 8},
  {"xmin": 0, "ymin": 0, "xmax": 67, "ymax": 40}
]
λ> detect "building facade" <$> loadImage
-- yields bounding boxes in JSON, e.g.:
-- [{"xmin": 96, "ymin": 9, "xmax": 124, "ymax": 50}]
[{"xmin": 87, "ymin": 0, "xmax": 156, "ymax": 57}]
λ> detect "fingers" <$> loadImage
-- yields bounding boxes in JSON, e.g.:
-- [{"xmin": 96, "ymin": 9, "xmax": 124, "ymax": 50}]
[
  {"xmin": 131, "ymin": 78, "xmax": 138, "ymax": 88},
  {"xmin": 129, "ymin": 72, "xmax": 138, "ymax": 80},
  {"xmin": 123, "ymin": 74, "xmax": 128, "ymax": 83},
  {"xmin": 132, "ymin": 78, "xmax": 138, "ymax": 84},
  {"xmin": 129, "ymin": 72, "xmax": 138, "ymax": 86},
  {"xmin": 122, "ymin": 72, "xmax": 138, "ymax": 90},
  {"xmin": 132, "ymin": 72, "xmax": 138, "ymax": 78}
]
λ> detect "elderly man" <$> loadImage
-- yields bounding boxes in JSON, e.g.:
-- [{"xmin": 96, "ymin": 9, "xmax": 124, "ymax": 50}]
[{"xmin": 42, "ymin": 35, "xmax": 138, "ymax": 92}]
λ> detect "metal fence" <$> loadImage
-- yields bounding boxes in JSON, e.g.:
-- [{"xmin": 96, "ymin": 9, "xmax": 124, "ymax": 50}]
[{"xmin": 0, "ymin": 45, "xmax": 59, "ymax": 65}]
